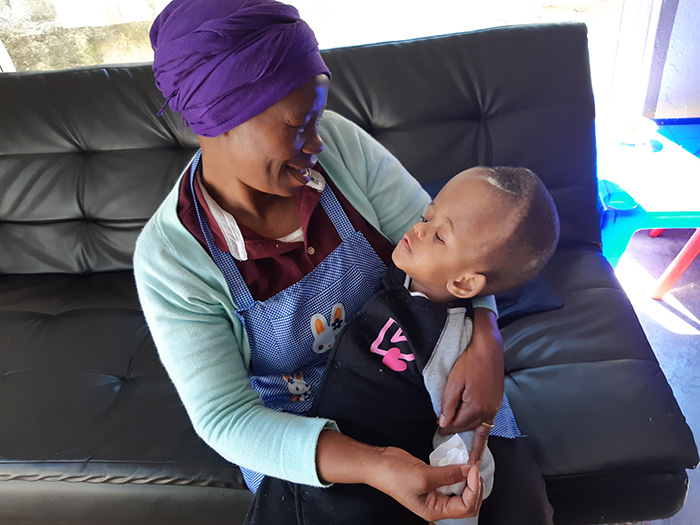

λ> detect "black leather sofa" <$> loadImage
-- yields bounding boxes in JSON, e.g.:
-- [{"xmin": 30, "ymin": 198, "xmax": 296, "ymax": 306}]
[{"xmin": 1, "ymin": 22, "xmax": 697, "ymax": 525}]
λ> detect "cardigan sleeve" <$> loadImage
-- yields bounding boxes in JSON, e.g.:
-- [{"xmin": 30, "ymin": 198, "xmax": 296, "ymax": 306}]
[{"xmin": 318, "ymin": 111, "xmax": 431, "ymax": 245}]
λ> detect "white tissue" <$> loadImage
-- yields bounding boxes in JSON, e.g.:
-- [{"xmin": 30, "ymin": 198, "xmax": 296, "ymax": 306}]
[{"xmin": 429, "ymin": 434, "xmax": 470, "ymax": 495}]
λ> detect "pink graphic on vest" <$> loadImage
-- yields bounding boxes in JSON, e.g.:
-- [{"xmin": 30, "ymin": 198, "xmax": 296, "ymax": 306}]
[{"xmin": 370, "ymin": 317, "xmax": 415, "ymax": 372}]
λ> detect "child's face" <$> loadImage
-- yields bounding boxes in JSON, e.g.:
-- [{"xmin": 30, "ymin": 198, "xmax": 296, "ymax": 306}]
[{"xmin": 392, "ymin": 168, "xmax": 515, "ymax": 302}]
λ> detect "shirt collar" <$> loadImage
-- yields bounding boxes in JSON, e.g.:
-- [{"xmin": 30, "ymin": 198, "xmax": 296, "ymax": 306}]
[
  {"xmin": 403, "ymin": 273, "xmax": 432, "ymax": 299},
  {"xmin": 196, "ymin": 168, "xmax": 326, "ymax": 261}
]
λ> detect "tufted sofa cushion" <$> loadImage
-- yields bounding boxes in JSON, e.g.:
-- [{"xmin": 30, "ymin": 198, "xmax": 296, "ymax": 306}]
[
  {"xmin": 0, "ymin": 275, "xmax": 253, "ymax": 524},
  {"xmin": 0, "ymin": 66, "xmax": 198, "ymax": 274}
]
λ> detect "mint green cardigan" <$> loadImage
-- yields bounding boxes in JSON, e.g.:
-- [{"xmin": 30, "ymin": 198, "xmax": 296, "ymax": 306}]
[{"xmin": 134, "ymin": 110, "xmax": 492, "ymax": 488}]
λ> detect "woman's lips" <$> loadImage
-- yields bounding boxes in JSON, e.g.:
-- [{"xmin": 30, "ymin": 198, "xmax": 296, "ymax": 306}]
[{"xmin": 286, "ymin": 165, "xmax": 311, "ymax": 184}]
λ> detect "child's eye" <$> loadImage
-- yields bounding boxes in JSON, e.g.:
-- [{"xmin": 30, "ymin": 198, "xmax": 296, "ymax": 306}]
[{"xmin": 420, "ymin": 215, "xmax": 428, "ymax": 223}]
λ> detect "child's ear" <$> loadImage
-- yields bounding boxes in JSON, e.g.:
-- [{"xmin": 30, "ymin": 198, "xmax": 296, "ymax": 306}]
[{"xmin": 447, "ymin": 273, "xmax": 486, "ymax": 299}]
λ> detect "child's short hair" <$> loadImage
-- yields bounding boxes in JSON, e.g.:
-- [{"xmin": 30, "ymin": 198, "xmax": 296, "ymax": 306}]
[{"xmin": 475, "ymin": 166, "xmax": 560, "ymax": 295}]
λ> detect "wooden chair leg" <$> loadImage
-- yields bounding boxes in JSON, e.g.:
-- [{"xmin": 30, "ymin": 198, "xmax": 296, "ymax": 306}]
[{"xmin": 652, "ymin": 228, "xmax": 700, "ymax": 299}]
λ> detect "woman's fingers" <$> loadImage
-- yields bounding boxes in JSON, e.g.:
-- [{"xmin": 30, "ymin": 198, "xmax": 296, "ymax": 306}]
[
  {"xmin": 428, "ymin": 464, "xmax": 483, "ymax": 519},
  {"xmin": 430, "ymin": 462, "xmax": 471, "ymax": 491},
  {"xmin": 460, "ymin": 464, "xmax": 484, "ymax": 511},
  {"xmin": 367, "ymin": 446, "xmax": 486, "ymax": 521}
]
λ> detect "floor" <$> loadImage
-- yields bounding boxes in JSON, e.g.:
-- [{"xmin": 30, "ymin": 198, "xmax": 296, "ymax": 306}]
[{"xmin": 613, "ymin": 228, "xmax": 700, "ymax": 525}]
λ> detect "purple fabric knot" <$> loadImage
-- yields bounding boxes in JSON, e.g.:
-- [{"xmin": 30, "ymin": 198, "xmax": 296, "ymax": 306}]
[{"xmin": 151, "ymin": 0, "xmax": 330, "ymax": 137}]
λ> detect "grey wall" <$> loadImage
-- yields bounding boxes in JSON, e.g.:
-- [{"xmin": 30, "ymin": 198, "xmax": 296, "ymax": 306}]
[{"xmin": 645, "ymin": 0, "xmax": 700, "ymax": 118}]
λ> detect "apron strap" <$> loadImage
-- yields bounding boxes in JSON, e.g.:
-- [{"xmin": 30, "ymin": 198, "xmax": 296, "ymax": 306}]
[
  {"xmin": 189, "ymin": 151, "xmax": 256, "ymax": 309},
  {"xmin": 318, "ymin": 182, "xmax": 355, "ymax": 240}
]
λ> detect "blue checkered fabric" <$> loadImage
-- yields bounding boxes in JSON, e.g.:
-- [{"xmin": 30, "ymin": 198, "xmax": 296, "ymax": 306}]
[{"xmin": 494, "ymin": 391, "xmax": 520, "ymax": 438}]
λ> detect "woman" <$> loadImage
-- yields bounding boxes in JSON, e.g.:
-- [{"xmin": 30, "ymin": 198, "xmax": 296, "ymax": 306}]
[{"xmin": 135, "ymin": 0, "xmax": 552, "ymax": 522}]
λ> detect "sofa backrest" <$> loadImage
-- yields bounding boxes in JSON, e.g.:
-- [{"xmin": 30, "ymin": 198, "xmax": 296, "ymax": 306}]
[
  {"xmin": 0, "ymin": 65, "xmax": 199, "ymax": 274},
  {"xmin": 323, "ymin": 22, "xmax": 600, "ymax": 248},
  {"xmin": 0, "ymin": 22, "xmax": 600, "ymax": 275}
]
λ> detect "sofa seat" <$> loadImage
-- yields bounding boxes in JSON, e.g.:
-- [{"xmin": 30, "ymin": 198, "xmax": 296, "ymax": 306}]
[
  {"xmin": 0, "ymin": 272, "xmax": 252, "ymax": 524},
  {"xmin": 503, "ymin": 247, "xmax": 698, "ymax": 523}
]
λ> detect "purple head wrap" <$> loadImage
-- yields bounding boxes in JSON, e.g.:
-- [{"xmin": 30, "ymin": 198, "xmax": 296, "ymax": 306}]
[{"xmin": 150, "ymin": 0, "xmax": 330, "ymax": 137}]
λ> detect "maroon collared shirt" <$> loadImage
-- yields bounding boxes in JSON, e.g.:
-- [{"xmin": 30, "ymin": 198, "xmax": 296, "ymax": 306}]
[{"xmin": 177, "ymin": 163, "xmax": 395, "ymax": 301}]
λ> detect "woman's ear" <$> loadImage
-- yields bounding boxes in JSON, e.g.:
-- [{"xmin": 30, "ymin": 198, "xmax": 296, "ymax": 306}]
[{"xmin": 447, "ymin": 273, "xmax": 486, "ymax": 299}]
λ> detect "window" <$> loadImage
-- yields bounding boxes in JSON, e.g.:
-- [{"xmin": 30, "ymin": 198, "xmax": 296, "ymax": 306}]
[
  {"xmin": 0, "ymin": 0, "xmax": 169, "ymax": 72},
  {"xmin": 1, "ymin": 0, "xmax": 627, "ymax": 111}
]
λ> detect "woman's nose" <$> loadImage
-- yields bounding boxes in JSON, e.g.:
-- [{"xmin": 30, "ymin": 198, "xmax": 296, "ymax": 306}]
[{"xmin": 302, "ymin": 128, "xmax": 324, "ymax": 155}]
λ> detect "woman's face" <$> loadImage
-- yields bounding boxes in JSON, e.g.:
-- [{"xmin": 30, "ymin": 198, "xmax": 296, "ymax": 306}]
[{"xmin": 209, "ymin": 74, "xmax": 330, "ymax": 198}]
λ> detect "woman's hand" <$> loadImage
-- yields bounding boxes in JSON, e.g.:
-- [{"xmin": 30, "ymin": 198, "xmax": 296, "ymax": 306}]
[
  {"xmin": 316, "ymin": 429, "xmax": 484, "ymax": 521},
  {"xmin": 369, "ymin": 446, "xmax": 485, "ymax": 521},
  {"xmin": 438, "ymin": 308, "xmax": 504, "ymax": 437}
]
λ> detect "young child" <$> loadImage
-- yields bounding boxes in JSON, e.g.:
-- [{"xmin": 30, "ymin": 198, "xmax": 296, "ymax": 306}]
[{"xmin": 244, "ymin": 166, "xmax": 560, "ymax": 525}]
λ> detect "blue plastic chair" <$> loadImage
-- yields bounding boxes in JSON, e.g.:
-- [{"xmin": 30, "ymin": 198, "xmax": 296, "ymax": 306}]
[{"xmin": 598, "ymin": 130, "xmax": 700, "ymax": 268}]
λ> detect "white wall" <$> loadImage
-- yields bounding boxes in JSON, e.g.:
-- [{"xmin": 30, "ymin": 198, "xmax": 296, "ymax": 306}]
[{"xmin": 649, "ymin": 0, "xmax": 700, "ymax": 118}]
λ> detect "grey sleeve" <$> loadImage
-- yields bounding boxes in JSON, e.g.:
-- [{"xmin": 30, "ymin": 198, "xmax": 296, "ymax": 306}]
[{"xmin": 422, "ymin": 308, "xmax": 473, "ymax": 418}]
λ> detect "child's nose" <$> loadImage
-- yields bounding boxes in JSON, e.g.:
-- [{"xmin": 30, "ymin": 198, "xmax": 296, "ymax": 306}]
[{"xmin": 413, "ymin": 223, "xmax": 425, "ymax": 239}]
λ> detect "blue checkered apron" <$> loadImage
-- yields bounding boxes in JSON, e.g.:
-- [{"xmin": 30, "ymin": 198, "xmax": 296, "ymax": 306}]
[{"xmin": 189, "ymin": 151, "xmax": 388, "ymax": 492}]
